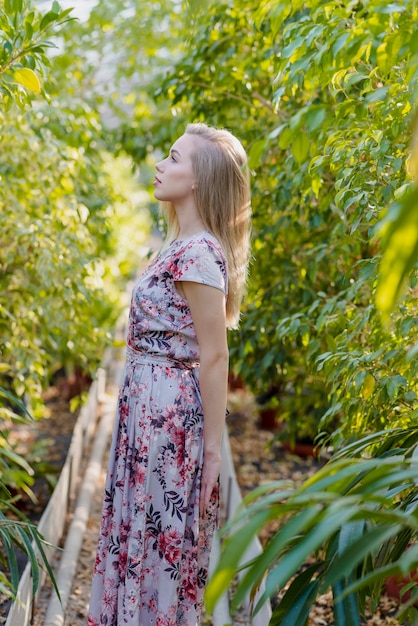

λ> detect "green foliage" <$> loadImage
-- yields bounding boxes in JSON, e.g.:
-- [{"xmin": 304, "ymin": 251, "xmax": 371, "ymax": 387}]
[
  {"xmin": 0, "ymin": 387, "xmax": 35, "ymax": 500},
  {"xmin": 0, "ymin": 0, "xmax": 151, "ymax": 601},
  {"xmin": 138, "ymin": 0, "xmax": 418, "ymax": 446},
  {"xmin": 44, "ymin": 0, "xmax": 186, "ymax": 163},
  {"xmin": 0, "ymin": 106, "xmax": 112, "ymax": 402},
  {"xmin": 0, "ymin": 502, "xmax": 60, "ymax": 601},
  {"xmin": 0, "ymin": 0, "xmax": 152, "ymax": 404},
  {"xmin": 206, "ymin": 429, "xmax": 418, "ymax": 624},
  {"xmin": 0, "ymin": 0, "xmax": 74, "ymax": 107},
  {"xmin": 0, "ymin": 387, "xmax": 60, "ymax": 600}
]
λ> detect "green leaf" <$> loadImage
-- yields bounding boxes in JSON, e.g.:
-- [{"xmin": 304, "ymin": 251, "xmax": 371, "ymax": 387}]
[
  {"xmin": 30, "ymin": 526, "xmax": 61, "ymax": 602},
  {"xmin": 205, "ymin": 507, "xmax": 274, "ymax": 613},
  {"xmin": 3, "ymin": 40, "xmax": 13, "ymax": 57},
  {"xmin": 262, "ymin": 502, "xmax": 359, "ymax": 601},
  {"xmin": 248, "ymin": 138, "xmax": 267, "ymax": 169},
  {"xmin": 270, "ymin": 563, "xmax": 319, "ymax": 625},
  {"xmin": 24, "ymin": 19, "xmax": 33, "ymax": 41},
  {"xmin": 376, "ymin": 187, "xmax": 418, "ymax": 314},
  {"xmin": 305, "ymin": 106, "xmax": 326, "ymax": 132},
  {"xmin": 333, "ymin": 578, "xmax": 361, "ymax": 626},
  {"xmin": 39, "ymin": 11, "xmax": 59, "ymax": 31},
  {"xmin": 281, "ymin": 579, "xmax": 319, "ymax": 626},
  {"xmin": 0, "ymin": 447, "xmax": 34, "ymax": 475},
  {"xmin": 324, "ymin": 524, "xmax": 401, "ymax": 588},
  {"xmin": 332, "ymin": 32, "xmax": 350, "ymax": 56},
  {"xmin": 0, "ymin": 387, "xmax": 33, "ymax": 420},
  {"xmin": 375, "ymin": 3, "xmax": 406, "ymax": 13},
  {"xmin": 13, "ymin": 68, "xmax": 41, "ymax": 93},
  {"xmin": 0, "ymin": 526, "xmax": 19, "ymax": 593},
  {"xmin": 292, "ymin": 132, "xmax": 309, "ymax": 163},
  {"xmin": 16, "ymin": 525, "xmax": 39, "ymax": 596},
  {"xmin": 281, "ymin": 35, "xmax": 305, "ymax": 59},
  {"xmin": 231, "ymin": 504, "xmax": 323, "ymax": 610}
]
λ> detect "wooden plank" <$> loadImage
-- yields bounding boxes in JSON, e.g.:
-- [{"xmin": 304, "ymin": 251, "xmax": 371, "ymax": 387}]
[
  {"xmin": 37, "ymin": 461, "xmax": 70, "ymax": 546},
  {"xmin": 5, "ymin": 563, "xmax": 33, "ymax": 626},
  {"xmin": 69, "ymin": 420, "xmax": 83, "ymax": 502},
  {"xmin": 81, "ymin": 380, "xmax": 98, "ymax": 448}
]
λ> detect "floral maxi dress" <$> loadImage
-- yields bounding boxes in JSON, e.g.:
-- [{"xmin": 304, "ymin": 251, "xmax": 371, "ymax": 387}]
[{"xmin": 87, "ymin": 232, "xmax": 227, "ymax": 626}]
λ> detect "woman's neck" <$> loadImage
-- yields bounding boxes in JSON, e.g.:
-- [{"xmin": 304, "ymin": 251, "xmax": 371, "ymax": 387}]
[{"xmin": 175, "ymin": 209, "xmax": 206, "ymax": 241}]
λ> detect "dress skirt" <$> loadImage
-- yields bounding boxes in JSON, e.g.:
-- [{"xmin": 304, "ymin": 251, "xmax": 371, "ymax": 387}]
[{"xmin": 87, "ymin": 347, "xmax": 219, "ymax": 626}]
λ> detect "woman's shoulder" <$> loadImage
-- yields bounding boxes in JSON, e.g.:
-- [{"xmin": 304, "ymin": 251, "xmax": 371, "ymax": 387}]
[
  {"xmin": 179, "ymin": 231, "xmax": 225, "ymax": 259},
  {"xmin": 167, "ymin": 231, "xmax": 227, "ymax": 292}
]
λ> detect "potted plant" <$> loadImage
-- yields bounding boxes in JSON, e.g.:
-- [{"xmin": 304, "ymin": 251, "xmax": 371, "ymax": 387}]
[{"xmin": 255, "ymin": 385, "xmax": 282, "ymax": 430}]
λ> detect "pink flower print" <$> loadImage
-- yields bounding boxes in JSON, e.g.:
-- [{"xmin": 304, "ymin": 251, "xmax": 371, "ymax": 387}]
[
  {"xmin": 127, "ymin": 591, "xmax": 138, "ymax": 608},
  {"xmin": 162, "ymin": 404, "xmax": 182, "ymax": 431},
  {"xmin": 102, "ymin": 590, "xmax": 117, "ymax": 615},
  {"xmin": 119, "ymin": 401, "xmax": 129, "ymax": 421},
  {"xmin": 156, "ymin": 612, "xmax": 177, "ymax": 626},
  {"xmin": 184, "ymin": 580, "xmax": 197, "ymax": 604},
  {"xmin": 120, "ymin": 433, "xmax": 129, "ymax": 447},
  {"xmin": 182, "ymin": 384, "xmax": 197, "ymax": 405},
  {"xmin": 128, "ymin": 453, "xmax": 146, "ymax": 487},
  {"xmin": 120, "ymin": 519, "xmax": 131, "ymax": 544},
  {"xmin": 172, "ymin": 424, "xmax": 184, "ymax": 444},
  {"xmin": 119, "ymin": 551, "xmax": 128, "ymax": 578},
  {"xmin": 134, "ymin": 463, "xmax": 146, "ymax": 484},
  {"xmin": 166, "ymin": 257, "xmax": 181, "ymax": 280},
  {"xmin": 158, "ymin": 527, "xmax": 182, "ymax": 564},
  {"xmin": 166, "ymin": 542, "xmax": 181, "ymax": 565},
  {"xmin": 94, "ymin": 553, "xmax": 103, "ymax": 572}
]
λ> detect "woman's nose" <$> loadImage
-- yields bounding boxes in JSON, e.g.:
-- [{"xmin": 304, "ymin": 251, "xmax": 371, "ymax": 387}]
[{"xmin": 156, "ymin": 161, "xmax": 164, "ymax": 172}]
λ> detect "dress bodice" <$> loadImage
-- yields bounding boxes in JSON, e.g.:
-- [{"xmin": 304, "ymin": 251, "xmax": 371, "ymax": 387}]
[{"xmin": 126, "ymin": 232, "xmax": 227, "ymax": 365}]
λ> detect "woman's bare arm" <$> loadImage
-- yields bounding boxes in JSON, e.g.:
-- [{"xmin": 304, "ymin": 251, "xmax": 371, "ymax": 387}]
[{"xmin": 179, "ymin": 280, "xmax": 228, "ymax": 517}]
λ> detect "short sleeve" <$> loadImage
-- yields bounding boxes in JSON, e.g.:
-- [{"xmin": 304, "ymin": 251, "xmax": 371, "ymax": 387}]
[{"xmin": 172, "ymin": 237, "xmax": 227, "ymax": 295}]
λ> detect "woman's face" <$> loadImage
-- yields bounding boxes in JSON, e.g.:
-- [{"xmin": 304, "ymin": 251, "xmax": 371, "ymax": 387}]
[{"xmin": 154, "ymin": 134, "xmax": 198, "ymax": 206}]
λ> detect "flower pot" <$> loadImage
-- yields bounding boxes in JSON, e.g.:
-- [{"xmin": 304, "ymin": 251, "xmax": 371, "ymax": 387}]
[
  {"xmin": 385, "ymin": 570, "xmax": 418, "ymax": 607},
  {"xmin": 228, "ymin": 372, "xmax": 245, "ymax": 391},
  {"xmin": 282, "ymin": 440, "xmax": 319, "ymax": 458},
  {"xmin": 258, "ymin": 407, "xmax": 279, "ymax": 430}
]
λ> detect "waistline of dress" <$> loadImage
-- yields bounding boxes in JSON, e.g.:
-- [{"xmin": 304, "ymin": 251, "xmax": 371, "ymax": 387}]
[{"xmin": 125, "ymin": 345, "xmax": 199, "ymax": 371}]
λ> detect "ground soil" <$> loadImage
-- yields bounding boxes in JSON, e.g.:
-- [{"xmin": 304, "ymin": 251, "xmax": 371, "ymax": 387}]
[{"xmin": 5, "ymin": 381, "xmax": 409, "ymax": 625}]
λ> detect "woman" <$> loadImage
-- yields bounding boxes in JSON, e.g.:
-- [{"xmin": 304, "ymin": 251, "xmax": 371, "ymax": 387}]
[{"xmin": 87, "ymin": 122, "xmax": 251, "ymax": 626}]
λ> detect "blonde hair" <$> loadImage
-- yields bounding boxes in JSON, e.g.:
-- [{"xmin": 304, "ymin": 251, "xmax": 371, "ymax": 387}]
[{"xmin": 161, "ymin": 123, "xmax": 251, "ymax": 329}]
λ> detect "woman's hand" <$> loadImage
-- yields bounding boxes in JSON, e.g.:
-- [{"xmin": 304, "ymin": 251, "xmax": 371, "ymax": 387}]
[{"xmin": 200, "ymin": 448, "xmax": 222, "ymax": 517}]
